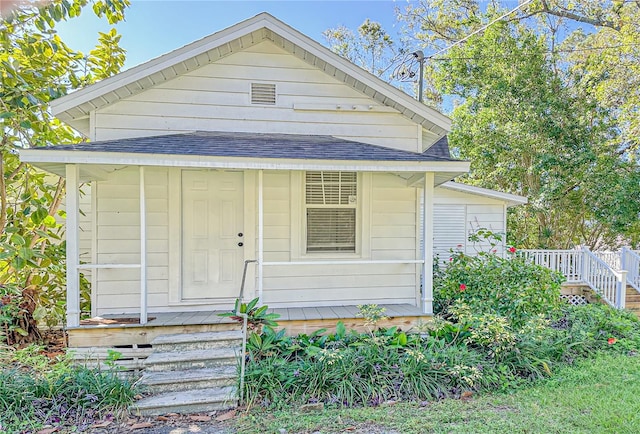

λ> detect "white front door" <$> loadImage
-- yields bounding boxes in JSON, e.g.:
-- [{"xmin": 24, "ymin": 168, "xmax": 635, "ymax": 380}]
[{"xmin": 182, "ymin": 170, "xmax": 244, "ymax": 300}]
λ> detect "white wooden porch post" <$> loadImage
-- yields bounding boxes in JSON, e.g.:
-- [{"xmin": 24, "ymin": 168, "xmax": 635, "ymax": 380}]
[
  {"xmin": 65, "ymin": 164, "xmax": 80, "ymax": 328},
  {"xmin": 422, "ymin": 172, "xmax": 435, "ymax": 315},
  {"xmin": 139, "ymin": 166, "xmax": 148, "ymax": 325},
  {"xmin": 257, "ymin": 169, "xmax": 264, "ymax": 305}
]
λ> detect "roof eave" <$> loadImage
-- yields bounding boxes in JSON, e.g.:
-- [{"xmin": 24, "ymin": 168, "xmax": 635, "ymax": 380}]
[
  {"xmin": 440, "ymin": 181, "xmax": 528, "ymax": 207},
  {"xmin": 20, "ymin": 149, "xmax": 470, "ymax": 177}
]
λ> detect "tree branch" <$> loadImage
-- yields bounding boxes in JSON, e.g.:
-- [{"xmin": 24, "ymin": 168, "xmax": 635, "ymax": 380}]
[{"xmin": 538, "ymin": 0, "xmax": 621, "ymax": 30}]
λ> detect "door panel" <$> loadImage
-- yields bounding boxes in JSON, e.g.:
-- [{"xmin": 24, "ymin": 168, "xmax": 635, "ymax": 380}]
[{"xmin": 182, "ymin": 170, "xmax": 243, "ymax": 300}]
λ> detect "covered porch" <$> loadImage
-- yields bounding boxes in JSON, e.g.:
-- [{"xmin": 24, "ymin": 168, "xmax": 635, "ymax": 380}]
[{"xmin": 21, "ymin": 132, "xmax": 470, "ymax": 335}]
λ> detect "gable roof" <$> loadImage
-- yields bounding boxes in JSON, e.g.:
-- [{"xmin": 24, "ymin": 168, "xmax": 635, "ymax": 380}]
[{"xmin": 51, "ymin": 13, "xmax": 451, "ymax": 145}]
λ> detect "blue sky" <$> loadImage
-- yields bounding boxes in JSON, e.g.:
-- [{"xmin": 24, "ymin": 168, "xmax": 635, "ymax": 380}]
[{"xmin": 56, "ymin": 0, "xmax": 405, "ymax": 70}]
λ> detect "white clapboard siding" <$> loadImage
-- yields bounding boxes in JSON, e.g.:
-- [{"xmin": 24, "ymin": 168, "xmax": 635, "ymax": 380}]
[
  {"xmin": 94, "ymin": 41, "xmax": 420, "ymax": 152},
  {"xmin": 94, "ymin": 167, "xmax": 169, "ymax": 315},
  {"xmin": 262, "ymin": 172, "xmax": 417, "ymax": 306}
]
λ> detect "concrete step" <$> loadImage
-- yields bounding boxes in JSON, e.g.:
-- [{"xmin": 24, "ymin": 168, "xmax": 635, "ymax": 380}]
[
  {"xmin": 138, "ymin": 366, "xmax": 237, "ymax": 393},
  {"xmin": 151, "ymin": 330, "xmax": 243, "ymax": 352},
  {"xmin": 144, "ymin": 347, "xmax": 238, "ymax": 372},
  {"xmin": 132, "ymin": 386, "xmax": 237, "ymax": 416}
]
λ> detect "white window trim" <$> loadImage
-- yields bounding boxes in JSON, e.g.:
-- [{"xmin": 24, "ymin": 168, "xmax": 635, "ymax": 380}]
[{"xmin": 291, "ymin": 171, "xmax": 371, "ymax": 260}]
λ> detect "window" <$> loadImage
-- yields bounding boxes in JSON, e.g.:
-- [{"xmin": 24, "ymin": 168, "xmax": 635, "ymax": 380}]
[{"xmin": 305, "ymin": 171, "xmax": 357, "ymax": 253}]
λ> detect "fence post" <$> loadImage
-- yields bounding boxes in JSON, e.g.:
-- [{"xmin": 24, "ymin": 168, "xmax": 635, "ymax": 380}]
[
  {"xmin": 581, "ymin": 246, "xmax": 589, "ymax": 283},
  {"xmin": 617, "ymin": 270, "xmax": 628, "ymax": 310}
]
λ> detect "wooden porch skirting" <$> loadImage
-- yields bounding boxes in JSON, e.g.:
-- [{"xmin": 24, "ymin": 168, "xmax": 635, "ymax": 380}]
[{"xmin": 68, "ymin": 304, "xmax": 429, "ymax": 348}]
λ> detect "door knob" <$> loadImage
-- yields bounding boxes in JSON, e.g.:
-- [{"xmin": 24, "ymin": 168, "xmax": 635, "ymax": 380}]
[
  {"xmin": 238, "ymin": 242, "xmax": 244, "ymax": 247},
  {"xmin": 238, "ymin": 232, "xmax": 243, "ymax": 237}
]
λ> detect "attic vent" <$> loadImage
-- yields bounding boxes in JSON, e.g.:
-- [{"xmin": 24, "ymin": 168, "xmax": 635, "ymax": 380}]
[{"xmin": 251, "ymin": 83, "xmax": 276, "ymax": 105}]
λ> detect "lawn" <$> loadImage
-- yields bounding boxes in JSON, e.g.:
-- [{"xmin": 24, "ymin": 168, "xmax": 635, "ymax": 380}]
[{"xmin": 235, "ymin": 352, "xmax": 640, "ymax": 433}]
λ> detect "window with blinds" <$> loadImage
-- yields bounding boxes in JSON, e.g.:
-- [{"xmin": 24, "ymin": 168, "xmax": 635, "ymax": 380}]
[{"xmin": 305, "ymin": 171, "xmax": 357, "ymax": 252}]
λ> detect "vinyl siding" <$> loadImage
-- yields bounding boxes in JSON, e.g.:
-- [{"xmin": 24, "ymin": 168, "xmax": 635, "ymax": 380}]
[
  {"xmin": 93, "ymin": 167, "xmax": 170, "ymax": 315},
  {"xmin": 261, "ymin": 172, "xmax": 418, "ymax": 307},
  {"xmin": 93, "ymin": 41, "xmax": 420, "ymax": 152}
]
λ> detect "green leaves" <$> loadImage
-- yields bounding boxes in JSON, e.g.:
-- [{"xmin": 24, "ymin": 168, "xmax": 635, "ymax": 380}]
[{"xmin": 0, "ymin": 0, "xmax": 129, "ymax": 332}]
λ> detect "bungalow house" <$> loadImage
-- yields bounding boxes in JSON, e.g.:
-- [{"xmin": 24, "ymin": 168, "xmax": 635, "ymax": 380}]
[{"xmin": 20, "ymin": 13, "xmax": 526, "ymax": 346}]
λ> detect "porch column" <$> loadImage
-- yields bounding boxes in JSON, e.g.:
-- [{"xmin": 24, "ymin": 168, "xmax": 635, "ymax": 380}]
[
  {"xmin": 422, "ymin": 172, "xmax": 435, "ymax": 315},
  {"xmin": 65, "ymin": 164, "xmax": 80, "ymax": 328},
  {"xmin": 139, "ymin": 166, "xmax": 148, "ymax": 325},
  {"xmin": 257, "ymin": 169, "xmax": 264, "ymax": 304}
]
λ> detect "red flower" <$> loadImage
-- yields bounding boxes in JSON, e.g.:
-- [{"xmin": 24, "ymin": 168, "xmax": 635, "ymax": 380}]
[
  {"xmin": 508, "ymin": 247, "xmax": 517, "ymax": 253},
  {"xmin": 449, "ymin": 257, "xmax": 453, "ymax": 262},
  {"xmin": 608, "ymin": 338, "xmax": 616, "ymax": 345},
  {"xmin": 459, "ymin": 284, "xmax": 467, "ymax": 291}
]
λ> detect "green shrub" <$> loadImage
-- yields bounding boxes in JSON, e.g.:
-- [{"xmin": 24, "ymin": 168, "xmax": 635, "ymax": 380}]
[
  {"xmin": 0, "ymin": 345, "xmax": 136, "ymax": 433},
  {"xmin": 434, "ymin": 247, "xmax": 563, "ymax": 327}
]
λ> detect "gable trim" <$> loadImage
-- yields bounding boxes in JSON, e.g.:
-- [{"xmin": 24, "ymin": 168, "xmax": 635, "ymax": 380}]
[{"xmin": 50, "ymin": 13, "xmax": 451, "ymax": 140}]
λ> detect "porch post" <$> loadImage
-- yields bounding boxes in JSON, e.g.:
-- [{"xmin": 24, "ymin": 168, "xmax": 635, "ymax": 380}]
[
  {"xmin": 257, "ymin": 169, "xmax": 264, "ymax": 304},
  {"xmin": 65, "ymin": 164, "xmax": 80, "ymax": 328},
  {"xmin": 139, "ymin": 166, "xmax": 148, "ymax": 325},
  {"xmin": 422, "ymin": 172, "xmax": 435, "ymax": 315}
]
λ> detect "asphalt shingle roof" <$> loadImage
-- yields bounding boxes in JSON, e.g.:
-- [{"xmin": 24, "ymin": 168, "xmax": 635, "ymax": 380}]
[
  {"xmin": 423, "ymin": 135, "xmax": 451, "ymax": 159},
  {"xmin": 42, "ymin": 131, "xmax": 457, "ymax": 162}
]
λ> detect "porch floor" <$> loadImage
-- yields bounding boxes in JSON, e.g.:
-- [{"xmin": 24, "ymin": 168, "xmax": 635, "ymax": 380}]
[
  {"xmin": 86, "ymin": 304, "xmax": 425, "ymax": 328},
  {"xmin": 69, "ymin": 304, "xmax": 428, "ymax": 347}
]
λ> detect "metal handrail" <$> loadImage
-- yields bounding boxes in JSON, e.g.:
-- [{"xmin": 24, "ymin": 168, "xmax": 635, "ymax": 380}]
[{"xmin": 236, "ymin": 259, "xmax": 258, "ymax": 405}]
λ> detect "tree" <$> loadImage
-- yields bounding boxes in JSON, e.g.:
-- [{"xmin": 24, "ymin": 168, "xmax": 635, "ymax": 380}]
[
  {"xmin": 0, "ymin": 0, "xmax": 129, "ymax": 343},
  {"xmin": 324, "ymin": 19, "xmax": 400, "ymax": 80},
  {"xmin": 433, "ymin": 20, "xmax": 639, "ymax": 248},
  {"xmin": 392, "ymin": 0, "xmax": 640, "ymax": 248}
]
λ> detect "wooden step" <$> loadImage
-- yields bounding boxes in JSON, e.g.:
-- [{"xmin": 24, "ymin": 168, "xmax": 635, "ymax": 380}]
[
  {"xmin": 151, "ymin": 330, "xmax": 243, "ymax": 353},
  {"xmin": 144, "ymin": 347, "xmax": 238, "ymax": 372},
  {"xmin": 138, "ymin": 366, "xmax": 236, "ymax": 393},
  {"xmin": 131, "ymin": 386, "xmax": 237, "ymax": 416}
]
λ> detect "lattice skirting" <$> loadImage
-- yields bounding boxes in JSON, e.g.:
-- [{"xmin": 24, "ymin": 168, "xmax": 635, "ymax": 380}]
[{"xmin": 561, "ymin": 294, "xmax": 589, "ymax": 306}]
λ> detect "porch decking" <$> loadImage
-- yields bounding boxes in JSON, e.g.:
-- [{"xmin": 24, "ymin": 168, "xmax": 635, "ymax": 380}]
[{"xmin": 69, "ymin": 304, "xmax": 428, "ymax": 348}]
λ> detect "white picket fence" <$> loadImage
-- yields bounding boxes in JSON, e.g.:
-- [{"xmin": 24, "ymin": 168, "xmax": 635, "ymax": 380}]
[{"xmin": 519, "ymin": 247, "xmax": 639, "ymax": 309}]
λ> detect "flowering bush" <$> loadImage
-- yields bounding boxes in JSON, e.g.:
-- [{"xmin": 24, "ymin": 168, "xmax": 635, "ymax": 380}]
[{"xmin": 434, "ymin": 244, "xmax": 563, "ymax": 328}]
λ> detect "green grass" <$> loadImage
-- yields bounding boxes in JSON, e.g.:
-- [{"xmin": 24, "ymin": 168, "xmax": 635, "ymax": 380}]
[{"xmin": 235, "ymin": 352, "xmax": 640, "ymax": 433}]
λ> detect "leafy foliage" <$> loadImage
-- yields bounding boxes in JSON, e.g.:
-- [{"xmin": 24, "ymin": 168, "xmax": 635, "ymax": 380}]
[
  {"xmin": 433, "ymin": 238, "xmax": 564, "ymax": 327},
  {"xmin": 0, "ymin": 0, "xmax": 129, "ymax": 339},
  {"xmin": 0, "ymin": 344, "xmax": 136, "ymax": 432},
  {"xmin": 326, "ymin": 1, "xmax": 640, "ymax": 248},
  {"xmin": 218, "ymin": 297, "xmax": 281, "ymax": 332},
  {"xmin": 324, "ymin": 19, "xmax": 399, "ymax": 79},
  {"xmin": 243, "ymin": 240, "xmax": 640, "ymax": 408}
]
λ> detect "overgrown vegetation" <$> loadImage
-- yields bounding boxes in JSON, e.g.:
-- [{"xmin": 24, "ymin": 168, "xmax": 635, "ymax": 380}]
[
  {"xmin": 433, "ymin": 232, "xmax": 563, "ymax": 325},
  {"xmin": 241, "ymin": 244, "xmax": 640, "ymax": 410},
  {"xmin": 0, "ymin": 345, "xmax": 136, "ymax": 433},
  {"xmin": 236, "ymin": 352, "xmax": 640, "ymax": 433},
  {"xmin": 0, "ymin": 0, "xmax": 129, "ymax": 343}
]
